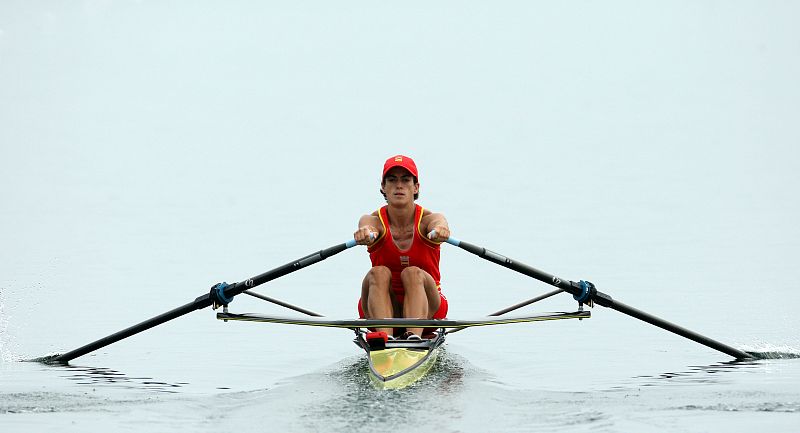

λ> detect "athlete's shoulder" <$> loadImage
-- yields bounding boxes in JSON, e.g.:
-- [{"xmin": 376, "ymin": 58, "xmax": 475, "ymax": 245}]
[
  {"xmin": 358, "ymin": 211, "xmax": 383, "ymax": 233},
  {"xmin": 419, "ymin": 206, "xmax": 446, "ymax": 220},
  {"xmin": 359, "ymin": 210, "xmax": 380, "ymax": 219}
]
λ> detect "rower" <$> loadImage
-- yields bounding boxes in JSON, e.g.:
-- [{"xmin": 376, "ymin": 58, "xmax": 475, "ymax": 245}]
[{"xmin": 354, "ymin": 155, "xmax": 450, "ymax": 340}]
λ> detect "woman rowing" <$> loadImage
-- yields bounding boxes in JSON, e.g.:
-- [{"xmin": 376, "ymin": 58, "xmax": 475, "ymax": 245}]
[{"xmin": 354, "ymin": 155, "xmax": 450, "ymax": 340}]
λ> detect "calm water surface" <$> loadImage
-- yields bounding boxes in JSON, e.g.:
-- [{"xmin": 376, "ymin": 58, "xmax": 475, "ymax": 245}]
[{"xmin": 2, "ymin": 2, "xmax": 800, "ymax": 432}]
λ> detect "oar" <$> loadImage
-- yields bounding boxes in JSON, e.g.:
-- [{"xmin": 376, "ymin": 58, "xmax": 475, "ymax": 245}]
[
  {"xmin": 445, "ymin": 237, "xmax": 753, "ymax": 360},
  {"xmin": 46, "ymin": 240, "xmax": 359, "ymax": 364}
]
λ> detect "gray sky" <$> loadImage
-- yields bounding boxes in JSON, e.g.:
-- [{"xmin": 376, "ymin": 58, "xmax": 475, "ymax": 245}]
[{"xmin": 1, "ymin": 1, "xmax": 798, "ymax": 253}]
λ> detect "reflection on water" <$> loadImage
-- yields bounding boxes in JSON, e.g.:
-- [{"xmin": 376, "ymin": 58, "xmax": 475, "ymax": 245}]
[
  {"xmin": 630, "ymin": 358, "xmax": 764, "ymax": 386},
  {"xmin": 0, "ymin": 364, "xmax": 184, "ymax": 415},
  {"xmin": 57, "ymin": 364, "xmax": 186, "ymax": 393}
]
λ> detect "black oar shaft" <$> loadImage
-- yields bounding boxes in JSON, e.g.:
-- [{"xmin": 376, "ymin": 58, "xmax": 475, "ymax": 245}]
[
  {"xmin": 605, "ymin": 298, "xmax": 751, "ymax": 359},
  {"xmin": 447, "ymin": 238, "xmax": 752, "ymax": 360},
  {"xmin": 51, "ymin": 297, "xmax": 212, "ymax": 363},
  {"xmin": 223, "ymin": 242, "xmax": 354, "ymax": 300},
  {"xmin": 451, "ymin": 240, "xmax": 583, "ymax": 294},
  {"xmin": 52, "ymin": 241, "xmax": 354, "ymax": 363}
]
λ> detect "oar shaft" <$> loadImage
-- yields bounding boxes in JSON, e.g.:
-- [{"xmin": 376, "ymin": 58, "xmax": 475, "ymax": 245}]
[
  {"xmin": 52, "ymin": 241, "xmax": 355, "ymax": 363},
  {"xmin": 51, "ymin": 298, "xmax": 211, "ymax": 363},
  {"xmin": 215, "ymin": 241, "xmax": 356, "ymax": 301},
  {"xmin": 446, "ymin": 237, "xmax": 752, "ymax": 360},
  {"xmin": 606, "ymin": 298, "xmax": 751, "ymax": 359},
  {"xmin": 447, "ymin": 238, "xmax": 585, "ymax": 296}
]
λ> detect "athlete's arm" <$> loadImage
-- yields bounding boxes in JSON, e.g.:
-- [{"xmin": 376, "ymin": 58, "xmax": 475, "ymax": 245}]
[
  {"xmin": 421, "ymin": 210, "xmax": 450, "ymax": 242},
  {"xmin": 355, "ymin": 212, "xmax": 382, "ymax": 245}
]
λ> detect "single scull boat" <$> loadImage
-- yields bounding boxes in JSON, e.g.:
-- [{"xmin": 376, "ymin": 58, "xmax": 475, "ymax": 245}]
[
  {"xmin": 36, "ymin": 236, "xmax": 755, "ymax": 388},
  {"xmin": 216, "ymin": 311, "xmax": 591, "ymax": 388}
]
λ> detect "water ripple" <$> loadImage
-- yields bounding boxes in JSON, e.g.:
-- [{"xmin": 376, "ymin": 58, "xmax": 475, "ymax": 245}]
[
  {"xmin": 676, "ymin": 401, "xmax": 800, "ymax": 413},
  {"xmin": 55, "ymin": 364, "xmax": 185, "ymax": 393}
]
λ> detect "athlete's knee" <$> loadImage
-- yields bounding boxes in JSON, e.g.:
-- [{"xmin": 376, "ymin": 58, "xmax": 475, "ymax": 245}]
[
  {"xmin": 400, "ymin": 266, "xmax": 426, "ymax": 286},
  {"xmin": 365, "ymin": 267, "xmax": 392, "ymax": 294},
  {"xmin": 367, "ymin": 266, "xmax": 391, "ymax": 282}
]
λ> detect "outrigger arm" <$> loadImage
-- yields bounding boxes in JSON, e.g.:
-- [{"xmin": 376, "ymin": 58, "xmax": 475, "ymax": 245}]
[{"xmin": 445, "ymin": 237, "xmax": 754, "ymax": 360}]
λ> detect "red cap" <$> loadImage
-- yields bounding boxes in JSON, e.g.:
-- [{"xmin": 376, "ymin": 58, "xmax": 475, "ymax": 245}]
[{"xmin": 382, "ymin": 155, "xmax": 419, "ymax": 180}]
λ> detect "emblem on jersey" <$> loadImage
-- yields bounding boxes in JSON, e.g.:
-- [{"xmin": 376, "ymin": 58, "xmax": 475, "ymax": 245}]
[{"xmin": 400, "ymin": 255, "xmax": 410, "ymax": 267}]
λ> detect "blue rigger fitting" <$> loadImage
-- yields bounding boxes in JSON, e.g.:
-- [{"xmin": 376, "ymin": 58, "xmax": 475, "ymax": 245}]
[
  {"xmin": 573, "ymin": 280, "xmax": 594, "ymax": 304},
  {"xmin": 212, "ymin": 282, "xmax": 233, "ymax": 306}
]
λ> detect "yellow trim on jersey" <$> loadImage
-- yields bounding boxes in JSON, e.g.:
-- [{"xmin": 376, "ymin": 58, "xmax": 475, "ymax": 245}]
[
  {"xmin": 417, "ymin": 206, "xmax": 442, "ymax": 247},
  {"xmin": 367, "ymin": 207, "xmax": 388, "ymax": 252}
]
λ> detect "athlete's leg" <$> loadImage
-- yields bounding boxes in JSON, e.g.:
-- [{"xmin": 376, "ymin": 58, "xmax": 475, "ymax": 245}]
[
  {"xmin": 400, "ymin": 266, "xmax": 440, "ymax": 337},
  {"xmin": 361, "ymin": 266, "xmax": 393, "ymax": 335}
]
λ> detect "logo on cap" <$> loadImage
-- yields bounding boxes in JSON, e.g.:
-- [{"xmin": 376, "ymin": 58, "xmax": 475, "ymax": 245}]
[{"xmin": 382, "ymin": 154, "xmax": 419, "ymax": 180}]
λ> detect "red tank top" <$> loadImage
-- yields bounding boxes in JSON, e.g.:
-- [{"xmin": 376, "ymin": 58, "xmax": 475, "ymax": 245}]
[{"xmin": 368, "ymin": 205, "xmax": 441, "ymax": 302}]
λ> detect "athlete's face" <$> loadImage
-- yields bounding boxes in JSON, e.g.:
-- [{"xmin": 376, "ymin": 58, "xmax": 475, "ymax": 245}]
[{"xmin": 381, "ymin": 167, "xmax": 419, "ymax": 204}]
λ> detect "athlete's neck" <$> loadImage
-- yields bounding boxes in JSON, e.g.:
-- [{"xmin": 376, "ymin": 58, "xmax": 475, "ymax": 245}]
[{"xmin": 386, "ymin": 202, "xmax": 415, "ymax": 228}]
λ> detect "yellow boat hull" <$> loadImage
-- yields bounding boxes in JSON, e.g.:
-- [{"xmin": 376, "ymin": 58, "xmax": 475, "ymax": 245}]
[
  {"xmin": 355, "ymin": 329, "xmax": 446, "ymax": 390},
  {"xmin": 369, "ymin": 346, "xmax": 440, "ymax": 390}
]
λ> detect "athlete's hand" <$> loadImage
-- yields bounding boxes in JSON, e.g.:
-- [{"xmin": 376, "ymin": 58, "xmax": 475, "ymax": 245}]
[
  {"xmin": 354, "ymin": 226, "xmax": 379, "ymax": 245},
  {"xmin": 427, "ymin": 225, "xmax": 450, "ymax": 242}
]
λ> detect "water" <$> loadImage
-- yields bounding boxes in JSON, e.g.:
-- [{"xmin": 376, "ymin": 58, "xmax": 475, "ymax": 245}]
[{"xmin": 2, "ymin": 1, "xmax": 800, "ymax": 432}]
